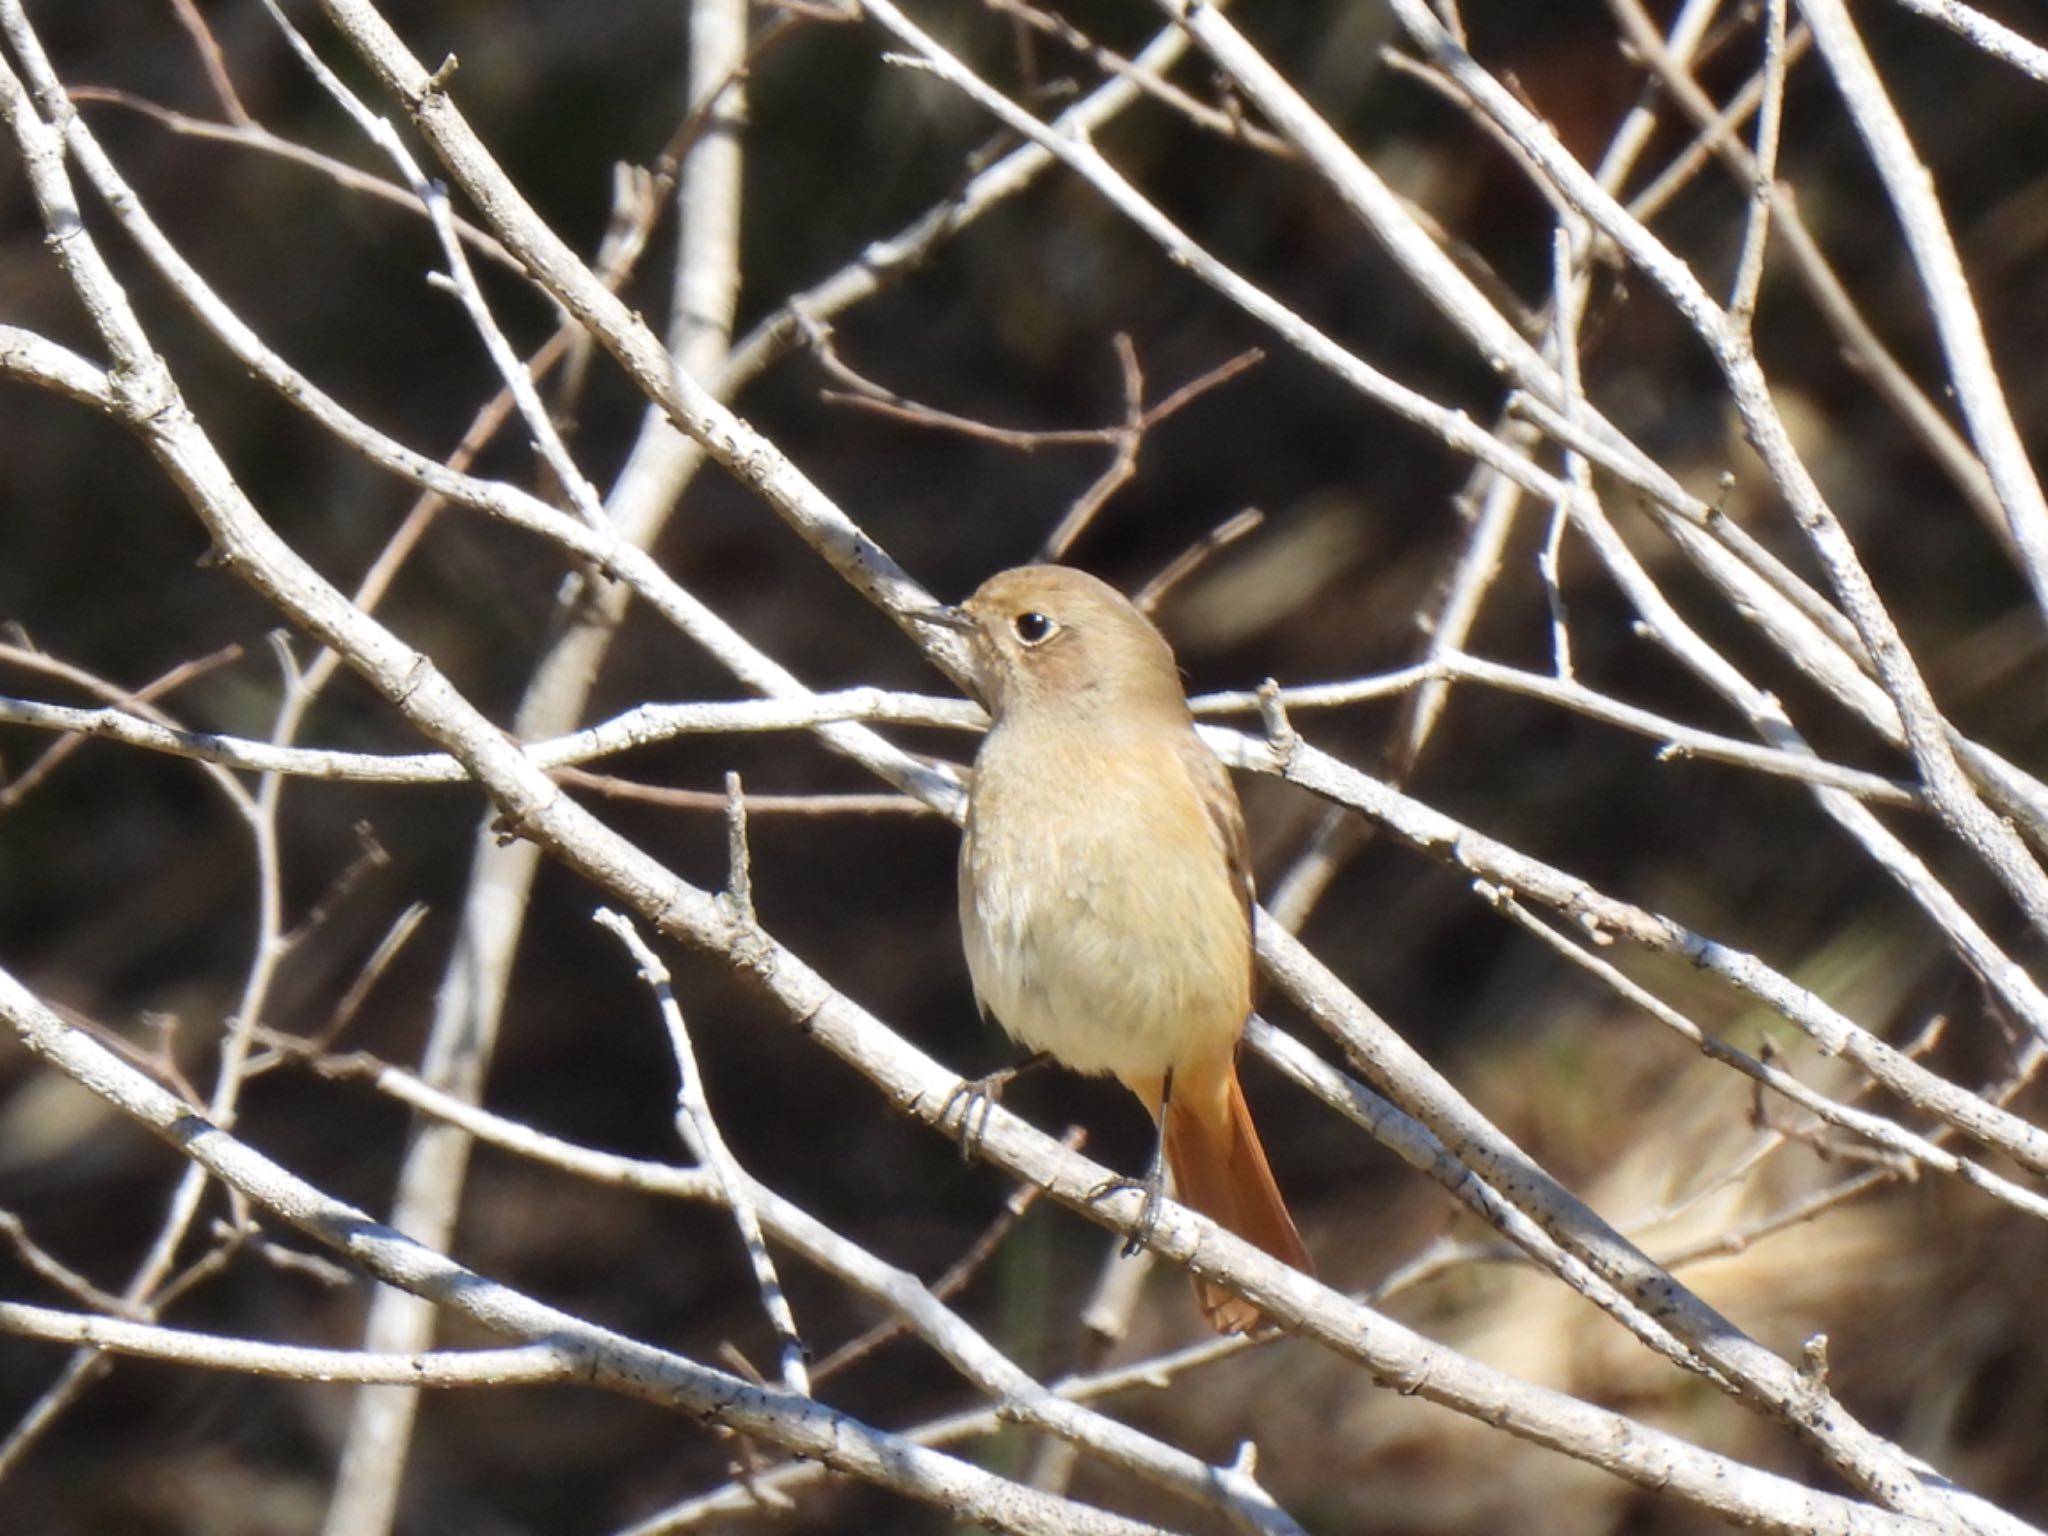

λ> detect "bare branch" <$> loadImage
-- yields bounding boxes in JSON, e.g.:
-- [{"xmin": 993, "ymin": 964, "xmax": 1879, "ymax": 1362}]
[{"xmin": 1886, "ymin": 0, "xmax": 2048, "ymax": 84}]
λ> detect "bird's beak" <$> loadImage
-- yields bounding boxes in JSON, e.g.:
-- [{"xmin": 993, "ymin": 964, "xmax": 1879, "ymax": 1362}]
[{"xmin": 906, "ymin": 603, "xmax": 976, "ymax": 634}]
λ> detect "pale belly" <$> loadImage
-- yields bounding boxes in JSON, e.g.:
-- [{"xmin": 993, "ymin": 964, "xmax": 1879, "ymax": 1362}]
[{"xmin": 958, "ymin": 765, "xmax": 1250, "ymax": 1085}]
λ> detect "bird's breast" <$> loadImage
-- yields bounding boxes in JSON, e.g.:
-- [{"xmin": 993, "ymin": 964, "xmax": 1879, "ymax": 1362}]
[{"xmin": 958, "ymin": 724, "xmax": 1250, "ymax": 1083}]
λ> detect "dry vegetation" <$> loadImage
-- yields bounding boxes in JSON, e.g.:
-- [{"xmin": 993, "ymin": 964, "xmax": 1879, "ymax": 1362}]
[{"xmin": 3, "ymin": 1, "xmax": 2048, "ymax": 1533}]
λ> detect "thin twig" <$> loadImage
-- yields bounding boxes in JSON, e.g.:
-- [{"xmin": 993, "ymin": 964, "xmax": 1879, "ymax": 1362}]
[
  {"xmin": 1131, "ymin": 507, "xmax": 1265, "ymax": 615},
  {"xmin": 598, "ymin": 911, "xmax": 810, "ymax": 1396},
  {"xmin": 1483, "ymin": 887, "xmax": 2048, "ymax": 1220},
  {"xmin": 1885, "ymin": 0, "xmax": 2048, "ymax": 85},
  {"xmin": 1727, "ymin": 0, "xmax": 1790, "ymax": 331}
]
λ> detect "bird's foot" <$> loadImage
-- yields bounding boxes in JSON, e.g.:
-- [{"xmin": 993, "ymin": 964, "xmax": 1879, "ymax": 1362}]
[
  {"xmin": 942, "ymin": 1051, "xmax": 1051, "ymax": 1163},
  {"xmin": 1090, "ymin": 1152, "xmax": 1167, "ymax": 1257}
]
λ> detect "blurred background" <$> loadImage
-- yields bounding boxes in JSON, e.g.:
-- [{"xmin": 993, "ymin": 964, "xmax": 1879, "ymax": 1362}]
[{"xmin": 4, "ymin": 1, "xmax": 2048, "ymax": 1531}]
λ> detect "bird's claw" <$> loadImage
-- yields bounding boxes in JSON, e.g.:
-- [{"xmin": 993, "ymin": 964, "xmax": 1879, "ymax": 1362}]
[
  {"xmin": 1089, "ymin": 1162, "xmax": 1166, "ymax": 1257},
  {"xmin": 942, "ymin": 1052, "xmax": 1050, "ymax": 1163}
]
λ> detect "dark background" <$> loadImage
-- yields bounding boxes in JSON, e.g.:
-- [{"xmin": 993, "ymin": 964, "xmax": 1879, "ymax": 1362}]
[{"xmin": 4, "ymin": 2, "xmax": 2048, "ymax": 1532}]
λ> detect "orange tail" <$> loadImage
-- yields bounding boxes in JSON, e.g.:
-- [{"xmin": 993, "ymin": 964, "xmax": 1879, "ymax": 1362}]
[{"xmin": 1162, "ymin": 1060, "xmax": 1312, "ymax": 1334}]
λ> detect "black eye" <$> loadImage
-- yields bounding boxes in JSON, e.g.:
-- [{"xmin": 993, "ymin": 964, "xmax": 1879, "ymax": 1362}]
[{"xmin": 1012, "ymin": 610, "xmax": 1055, "ymax": 645}]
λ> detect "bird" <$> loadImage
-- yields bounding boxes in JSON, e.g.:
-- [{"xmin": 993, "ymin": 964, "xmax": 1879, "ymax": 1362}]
[{"xmin": 921, "ymin": 564, "xmax": 1310, "ymax": 1333}]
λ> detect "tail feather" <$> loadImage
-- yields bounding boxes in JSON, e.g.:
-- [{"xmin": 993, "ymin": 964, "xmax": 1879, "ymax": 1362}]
[{"xmin": 1164, "ymin": 1063, "xmax": 1312, "ymax": 1334}]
